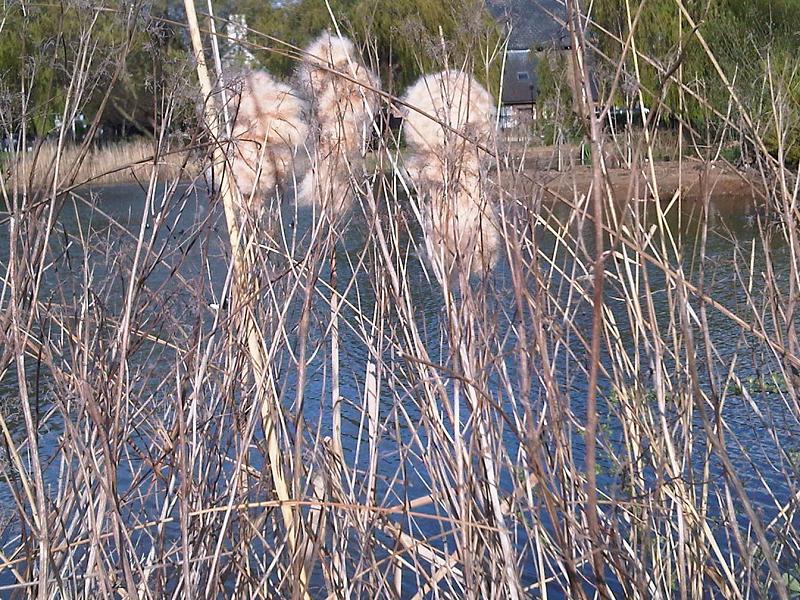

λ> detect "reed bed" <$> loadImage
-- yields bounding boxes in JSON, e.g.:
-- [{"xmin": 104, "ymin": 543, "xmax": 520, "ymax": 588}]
[
  {"xmin": 0, "ymin": 1, "xmax": 799, "ymax": 598},
  {"xmin": 3, "ymin": 138, "xmax": 202, "ymax": 192}
]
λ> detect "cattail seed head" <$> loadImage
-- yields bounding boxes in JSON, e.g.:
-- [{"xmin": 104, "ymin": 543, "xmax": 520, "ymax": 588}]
[{"xmin": 297, "ymin": 32, "xmax": 382, "ymax": 217}]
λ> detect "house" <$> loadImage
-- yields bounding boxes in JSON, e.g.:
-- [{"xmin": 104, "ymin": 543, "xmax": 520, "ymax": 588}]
[
  {"xmin": 487, "ymin": 1, "xmax": 572, "ymax": 127},
  {"xmin": 502, "ymin": 49, "xmax": 539, "ymax": 109}
]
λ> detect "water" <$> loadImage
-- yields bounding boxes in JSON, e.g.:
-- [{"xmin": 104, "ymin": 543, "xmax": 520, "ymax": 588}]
[{"xmin": 0, "ymin": 182, "xmax": 798, "ymax": 596}]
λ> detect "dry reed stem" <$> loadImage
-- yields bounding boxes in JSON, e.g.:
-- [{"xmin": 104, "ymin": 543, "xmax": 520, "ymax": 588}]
[{"xmin": 181, "ymin": 1, "xmax": 310, "ymax": 597}]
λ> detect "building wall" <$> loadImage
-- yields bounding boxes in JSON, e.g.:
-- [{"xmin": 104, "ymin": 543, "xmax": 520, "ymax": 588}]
[
  {"xmin": 502, "ymin": 50, "xmax": 539, "ymax": 106},
  {"xmin": 502, "ymin": 48, "xmax": 589, "ymax": 116}
]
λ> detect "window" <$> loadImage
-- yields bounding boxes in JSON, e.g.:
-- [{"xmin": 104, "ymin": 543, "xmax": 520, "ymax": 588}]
[{"xmin": 517, "ymin": 72, "xmax": 530, "ymax": 81}]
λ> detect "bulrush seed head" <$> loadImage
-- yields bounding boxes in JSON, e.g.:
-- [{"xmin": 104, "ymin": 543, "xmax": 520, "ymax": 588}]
[
  {"xmin": 402, "ymin": 70, "xmax": 499, "ymax": 277},
  {"xmin": 297, "ymin": 32, "xmax": 382, "ymax": 217}
]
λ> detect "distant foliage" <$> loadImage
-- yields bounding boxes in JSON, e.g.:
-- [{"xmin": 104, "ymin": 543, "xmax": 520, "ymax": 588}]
[
  {"xmin": 535, "ymin": 51, "xmax": 586, "ymax": 145},
  {"xmin": 592, "ymin": 0, "xmax": 800, "ymax": 163},
  {"xmin": 220, "ymin": 0, "xmax": 503, "ymax": 95},
  {"xmin": 349, "ymin": 0, "xmax": 504, "ymax": 94},
  {"xmin": 0, "ymin": 1, "xmax": 191, "ymax": 139},
  {"xmin": 0, "ymin": 0, "xmax": 503, "ymax": 137}
]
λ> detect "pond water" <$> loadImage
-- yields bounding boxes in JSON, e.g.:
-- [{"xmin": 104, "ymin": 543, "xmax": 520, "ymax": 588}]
[{"xmin": 0, "ymin": 180, "xmax": 798, "ymax": 596}]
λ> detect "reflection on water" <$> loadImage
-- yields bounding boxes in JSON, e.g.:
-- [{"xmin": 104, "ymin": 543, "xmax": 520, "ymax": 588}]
[{"xmin": 0, "ymin": 181, "xmax": 797, "ymax": 594}]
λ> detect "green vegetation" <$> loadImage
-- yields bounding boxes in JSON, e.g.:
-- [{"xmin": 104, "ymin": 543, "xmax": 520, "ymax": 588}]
[
  {"xmin": 2, "ymin": 0, "xmax": 796, "ymax": 162},
  {"xmin": 592, "ymin": 0, "xmax": 800, "ymax": 163},
  {"xmin": 535, "ymin": 51, "xmax": 586, "ymax": 144},
  {"xmin": 0, "ymin": 0, "xmax": 502, "ymax": 141},
  {"xmin": 232, "ymin": 0, "xmax": 503, "ymax": 93},
  {"xmin": 0, "ymin": 1, "xmax": 191, "ymax": 138}
]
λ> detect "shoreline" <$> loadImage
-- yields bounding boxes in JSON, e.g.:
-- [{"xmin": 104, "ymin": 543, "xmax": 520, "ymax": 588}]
[
  {"xmin": 2, "ymin": 138, "xmax": 202, "ymax": 191},
  {"xmin": 5, "ymin": 139, "xmax": 766, "ymax": 216},
  {"xmin": 517, "ymin": 160, "xmax": 764, "ymax": 214}
]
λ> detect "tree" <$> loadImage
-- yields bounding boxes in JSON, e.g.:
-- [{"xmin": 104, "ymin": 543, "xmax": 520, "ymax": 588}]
[
  {"xmin": 0, "ymin": 0, "xmax": 504, "ymax": 140},
  {"xmin": 349, "ymin": 0, "xmax": 503, "ymax": 93},
  {"xmin": 223, "ymin": 0, "xmax": 503, "ymax": 95},
  {"xmin": 0, "ymin": 0, "xmax": 190, "ymax": 140},
  {"xmin": 591, "ymin": 0, "xmax": 800, "ymax": 163}
]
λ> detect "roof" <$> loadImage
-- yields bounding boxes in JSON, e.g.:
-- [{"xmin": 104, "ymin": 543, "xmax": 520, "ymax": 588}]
[{"xmin": 486, "ymin": 0, "xmax": 570, "ymax": 50}]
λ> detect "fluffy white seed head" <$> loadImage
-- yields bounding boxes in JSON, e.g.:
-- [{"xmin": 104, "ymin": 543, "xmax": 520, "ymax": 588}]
[
  {"xmin": 404, "ymin": 146, "xmax": 482, "ymax": 190},
  {"xmin": 227, "ymin": 70, "xmax": 308, "ymax": 206},
  {"xmin": 298, "ymin": 32, "xmax": 357, "ymax": 91},
  {"xmin": 297, "ymin": 32, "xmax": 382, "ymax": 218},
  {"xmin": 299, "ymin": 32, "xmax": 381, "ymax": 151},
  {"xmin": 298, "ymin": 32, "xmax": 377, "ymax": 98},
  {"xmin": 401, "ymin": 70, "xmax": 495, "ymax": 156},
  {"xmin": 417, "ymin": 157, "xmax": 499, "ymax": 277},
  {"xmin": 401, "ymin": 71, "xmax": 498, "ymax": 277},
  {"xmin": 297, "ymin": 148, "xmax": 354, "ymax": 218},
  {"xmin": 312, "ymin": 75, "xmax": 379, "ymax": 152}
]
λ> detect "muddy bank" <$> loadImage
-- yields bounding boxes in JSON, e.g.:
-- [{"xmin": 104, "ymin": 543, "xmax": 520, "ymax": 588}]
[
  {"xmin": 501, "ymin": 150, "xmax": 767, "ymax": 214},
  {"xmin": 496, "ymin": 140, "xmax": 768, "ymax": 213},
  {"xmin": 543, "ymin": 161, "xmax": 763, "ymax": 210}
]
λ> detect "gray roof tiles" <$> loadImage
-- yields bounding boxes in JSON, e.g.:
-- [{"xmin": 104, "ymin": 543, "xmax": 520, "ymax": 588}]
[{"xmin": 486, "ymin": 0, "xmax": 569, "ymax": 50}]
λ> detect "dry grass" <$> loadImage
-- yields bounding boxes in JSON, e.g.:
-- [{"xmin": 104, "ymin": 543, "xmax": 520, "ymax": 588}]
[{"xmin": 3, "ymin": 138, "xmax": 202, "ymax": 190}]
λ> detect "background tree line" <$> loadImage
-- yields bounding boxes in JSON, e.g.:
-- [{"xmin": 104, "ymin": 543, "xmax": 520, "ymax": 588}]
[
  {"xmin": 591, "ymin": 0, "xmax": 800, "ymax": 163},
  {"xmin": 1, "ymin": 0, "xmax": 796, "ymax": 163},
  {"xmin": 0, "ymin": 0, "xmax": 501, "ymax": 142}
]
